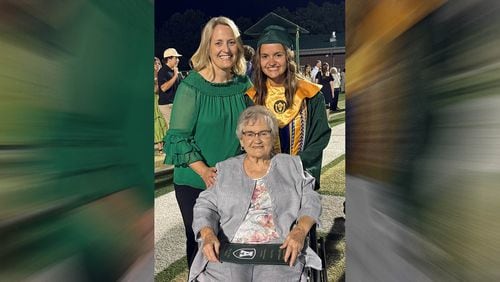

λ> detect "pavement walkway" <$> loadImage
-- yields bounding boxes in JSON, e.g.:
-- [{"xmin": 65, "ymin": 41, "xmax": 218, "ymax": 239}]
[{"xmin": 154, "ymin": 115, "xmax": 345, "ymax": 275}]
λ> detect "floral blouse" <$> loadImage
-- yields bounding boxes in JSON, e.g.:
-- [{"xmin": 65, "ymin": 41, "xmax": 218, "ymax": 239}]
[{"xmin": 231, "ymin": 178, "xmax": 280, "ymax": 243}]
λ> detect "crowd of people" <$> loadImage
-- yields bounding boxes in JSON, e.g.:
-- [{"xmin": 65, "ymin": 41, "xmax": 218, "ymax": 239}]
[{"xmin": 154, "ymin": 16, "xmax": 343, "ymax": 281}]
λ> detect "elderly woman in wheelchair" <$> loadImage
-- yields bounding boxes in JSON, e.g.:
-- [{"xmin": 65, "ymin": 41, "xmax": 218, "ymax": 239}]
[{"xmin": 189, "ymin": 106, "xmax": 322, "ymax": 282}]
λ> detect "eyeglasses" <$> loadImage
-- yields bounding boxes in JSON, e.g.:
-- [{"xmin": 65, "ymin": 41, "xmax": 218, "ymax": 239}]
[{"xmin": 242, "ymin": 130, "xmax": 272, "ymax": 139}]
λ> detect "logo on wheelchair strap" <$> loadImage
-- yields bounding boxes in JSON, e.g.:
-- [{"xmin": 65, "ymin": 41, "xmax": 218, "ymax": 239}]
[{"xmin": 233, "ymin": 248, "xmax": 256, "ymax": 259}]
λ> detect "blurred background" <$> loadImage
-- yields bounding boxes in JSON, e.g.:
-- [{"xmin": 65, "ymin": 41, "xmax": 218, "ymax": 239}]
[
  {"xmin": 0, "ymin": 1, "xmax": 153, "ymax": 281},
  {"xmin": 346, "ymin": 0, "xmax": 500, "ymax": 280}
]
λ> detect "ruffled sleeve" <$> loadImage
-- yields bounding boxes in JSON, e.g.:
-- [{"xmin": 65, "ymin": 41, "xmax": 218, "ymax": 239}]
[
  {"xmin": 163, "ymin": 79, "xmax": 204, "ymax": 166},
  {"xmin": 164, "ymin": 134, "xmax": 203, "ymax": 167}
]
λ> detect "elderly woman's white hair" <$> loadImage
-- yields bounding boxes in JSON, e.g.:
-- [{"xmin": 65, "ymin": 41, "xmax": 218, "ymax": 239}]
[{"xmin": 235, "ymin": 105, "xmax": 279, "ymax": 139}]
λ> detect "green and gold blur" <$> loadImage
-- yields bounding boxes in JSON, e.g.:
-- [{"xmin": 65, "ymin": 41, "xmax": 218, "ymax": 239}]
[
  {"xmin": 0, "ymin": 1, "xmax": 153, "ymax": 280},
  {"xmin": 347, "ymin": 0, "xmax": 500, "ymax": 280}
]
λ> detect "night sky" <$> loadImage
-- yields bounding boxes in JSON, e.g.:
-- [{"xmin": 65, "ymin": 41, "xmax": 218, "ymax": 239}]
[{"xmin": 155, "ymin": 0, "xmax": 337, "ymax": 29}]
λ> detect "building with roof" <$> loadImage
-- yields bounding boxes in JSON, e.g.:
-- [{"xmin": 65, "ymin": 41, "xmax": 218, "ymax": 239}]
[{"xmin": 296, "ymin": 32, "xmax": 345, "ymax": 71}]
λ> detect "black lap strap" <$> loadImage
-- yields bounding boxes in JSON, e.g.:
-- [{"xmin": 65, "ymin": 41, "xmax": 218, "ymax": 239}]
[{"xmin": 219, "ymin": 243, "xmax": 288, "ymax": 265}]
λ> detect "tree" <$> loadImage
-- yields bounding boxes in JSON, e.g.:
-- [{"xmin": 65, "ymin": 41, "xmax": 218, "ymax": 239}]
[
  {"xmin": 235, "ymin": 16, "xmax": 253, "ymax": 34},
  {"xmin": 156, "ymin": 10, "xmax": 208, "ymax": 70},
  {"xmin": 274, "ymin": 1, "xmax": 345, "ymax": 34},
  {"xmin": 155, "ymin": 1, "xmax": 346, "ymax": 69}
]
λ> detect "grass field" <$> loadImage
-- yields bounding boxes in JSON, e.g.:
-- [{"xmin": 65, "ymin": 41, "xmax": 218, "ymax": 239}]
[{"xmin": 319, "ymin": 155, "xmax": 346, "ymax": 282}]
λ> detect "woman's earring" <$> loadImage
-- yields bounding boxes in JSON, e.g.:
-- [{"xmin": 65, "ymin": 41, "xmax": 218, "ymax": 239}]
[{"xmin": 240, "ymin": 145, "xmax": 245, "ymax": 152}]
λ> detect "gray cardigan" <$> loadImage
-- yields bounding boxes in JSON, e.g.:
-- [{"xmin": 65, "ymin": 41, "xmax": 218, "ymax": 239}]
[{"xmin": 189, "ymin": 153, "xmax": 322, "ymax": 280}]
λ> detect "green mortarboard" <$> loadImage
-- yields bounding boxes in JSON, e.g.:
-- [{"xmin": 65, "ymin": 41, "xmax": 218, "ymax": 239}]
[{"xmin": 257, "ymin": 25, "xmax": 294, "ymax": 49}]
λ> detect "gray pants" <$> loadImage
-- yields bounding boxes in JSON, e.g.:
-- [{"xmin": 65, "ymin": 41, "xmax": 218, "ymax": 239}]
[
  {"xmin": 196, "ymin": 261, "xmax": 305, "ymax": 282},
  {"xmin": 158, "ymin": 103, "xmax": 172, "ymax": 128}
]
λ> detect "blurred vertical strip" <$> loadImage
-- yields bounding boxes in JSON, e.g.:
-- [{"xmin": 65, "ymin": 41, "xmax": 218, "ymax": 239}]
[
  {"xmin": 347, "ymin": 0, "xmax": 500, "ymax": 281},
  {"xmin": 0, "ymin": 1, "xmax": 154, "ymax": 281}
]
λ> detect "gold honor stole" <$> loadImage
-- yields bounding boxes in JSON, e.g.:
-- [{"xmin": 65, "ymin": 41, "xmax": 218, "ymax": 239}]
[{"xmin": 247, "ymin": 79, "xmax": 322, "ymax": 155}]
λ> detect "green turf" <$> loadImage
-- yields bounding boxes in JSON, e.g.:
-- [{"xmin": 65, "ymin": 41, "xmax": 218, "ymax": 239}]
[
  {"xmin": 320, "ymin": 155, "xmax": 346, "ymax": 197},
  {"xmin": 327, "ymin": 93, "xmax": 346, "ymax": 127},
  {"xmin": 155, "ymin": 181, "xmax": 173, "ymax": 198},
  {"xmin": 155, "ymin": 256, "xmax": 188, "ymax": 282},
  {"xmin": 326, "ymin": 236, "xmax": 346, "ymax": 281},
  {"xmin": 329, "ymin": 113, "xmax": 346, "ymax": 128}
]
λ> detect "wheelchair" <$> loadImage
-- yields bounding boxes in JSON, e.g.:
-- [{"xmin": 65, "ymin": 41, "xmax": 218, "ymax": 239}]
[{"xmin": 306, "ymin": 224, "xmax": 328, "ymax": 282}]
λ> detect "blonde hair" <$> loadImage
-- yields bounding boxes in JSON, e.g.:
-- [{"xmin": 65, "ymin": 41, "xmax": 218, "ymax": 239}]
[{"xmin": 191, "ymin": 17, "xmax": 246, "ymax": 80}]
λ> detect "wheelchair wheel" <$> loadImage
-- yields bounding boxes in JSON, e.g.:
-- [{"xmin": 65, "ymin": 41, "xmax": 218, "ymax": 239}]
[{"xmin": 318, "ymin": 236, "xmax": 328, "ymax": 282}]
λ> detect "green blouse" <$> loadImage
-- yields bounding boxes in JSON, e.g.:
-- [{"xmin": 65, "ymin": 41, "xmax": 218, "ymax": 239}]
[{"xmin": 164, "ymin": 71, "xmax": 252, "ymax": 189}]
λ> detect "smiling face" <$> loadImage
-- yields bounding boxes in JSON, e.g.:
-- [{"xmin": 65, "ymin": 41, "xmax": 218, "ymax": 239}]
[
  {"xmin": 240, "ymin": 118, "xmax": 274, "ymax": 160},
  {"xmin": 209, "ymin": 24, "xmax": 238, "ymax": 73},
  {"xmin": 259, "ymin": 43, "xmax": 287, "ymax": 86}
]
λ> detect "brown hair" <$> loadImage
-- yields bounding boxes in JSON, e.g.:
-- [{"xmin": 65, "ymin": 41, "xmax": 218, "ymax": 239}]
[{"xmin": 252, "ymin": 44, "xmax": 299, "ymax": 109}]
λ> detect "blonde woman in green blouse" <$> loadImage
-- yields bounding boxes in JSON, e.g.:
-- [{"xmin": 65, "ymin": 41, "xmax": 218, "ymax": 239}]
[{"xmin": 163, "ymin": 16, "xmax": 252, "ymax": 269}]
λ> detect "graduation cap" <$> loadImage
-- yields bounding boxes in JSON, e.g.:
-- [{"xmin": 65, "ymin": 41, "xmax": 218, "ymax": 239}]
[
  {"xmin": 256, "ymin": 25, "xmax": 294, "ymax": 49},
  {"xmin": 245, "ymin": 12, "xmax": 309, "ymax": 66}
]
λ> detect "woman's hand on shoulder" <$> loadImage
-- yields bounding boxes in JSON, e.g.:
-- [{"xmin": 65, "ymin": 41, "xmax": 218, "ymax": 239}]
[
  {"xmin": 189, "ymin": 161, "xmax": 218, "ymax": 188},
  {"xmin": 200, "ymin": 166, "xmax": 217, "ymax": 188},
  {"xmin": 200, "ymin": 227, "xmax": 220, "ymax": 262}
]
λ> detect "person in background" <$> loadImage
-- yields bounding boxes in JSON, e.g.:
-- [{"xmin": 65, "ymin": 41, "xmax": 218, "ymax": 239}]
[
  {"xmin": 247, "ymin": 25, "xmax": 331, "ymax": 190},
  {"xmin": 189, "ymin": 106, "xmax": 322, "ymax": 281},
  {"xmin": 303, "ymin": 64, "xmax": 314, "ymax": 82},
  {"xmin": 340, "ymin": 67, "xmax": 346, "ymax": 93},
  {"xmin": 154, "ymin": 57, "xmax": 167, "ymax": 155},
  {"xmin": 163, "ymin": 16, "xmax": 252, "ymax": 269},
  {"xmin": 243, "ymin": 44, "xmax": 255, "ymax": 78},
  {"xmin": 310, "ymin": 59, "xmax": 321, "ymax": 82},
  {"xmin": 157, "ymin": 47, "xmax": 182, "ymax": 129},
  {"xmin": 330, "ymin": 66, "xmax": 342, "ymax": 111},
  {"xmin": 315, "ymin": 62, "xmax": 334, "ymax": 113}
]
